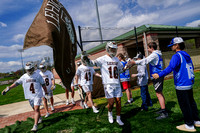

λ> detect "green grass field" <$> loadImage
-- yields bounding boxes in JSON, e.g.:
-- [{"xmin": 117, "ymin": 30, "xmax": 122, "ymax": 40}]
[{"xmin": 0, "ymin": 71, "xmax": 200, "ymax": 133}]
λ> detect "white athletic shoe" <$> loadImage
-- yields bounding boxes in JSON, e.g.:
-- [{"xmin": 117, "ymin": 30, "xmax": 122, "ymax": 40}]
[
  {"xmin": 38, "ymin": 117, "xmax": 42, "ymax": 124},
  {"xmin": 31, "ymin": 125, "xmax": 38, "ymax": 131},
  {"xmin": 66, "ymin": 100, "xmax": 69, "ymax": 105},
  {"xmin": 92, "ymin": 107, "xmax": 99, "ymax": 113},
  {"xmin": 51, "ymin": 105, "xmax": 55, "ymax": 111},
  {"xmin": 116, "ymin": 118, "xmax": 124, "ymax": 126},
  {"xmin": 195, "ymin": 121, "xmax": 200, "ymax": 127},
  {"xmin": 84, "ymin": 102, "xmax": 89, "ymax": 109},
  {"xmin": 108, "ymin": 111, "xmax": 113, "ymax": 123},
  {"xmin": 71, "ymin": 99, "xmax": 75, "ymax": 105},
  {"xmin": 45, "ymin": 113, "xmax": 50, "ymax": 118}
]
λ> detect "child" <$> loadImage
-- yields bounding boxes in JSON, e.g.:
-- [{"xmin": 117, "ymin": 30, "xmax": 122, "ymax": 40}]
[
  {"xmin": 131, "ymin": 53, "xmax": 153, "ymax": 111},
  {"xmin": 152, "ymin": 37, "xmax": 200, "ymax": 132},
  {"xmin": 126, "ymin": 42, "xmax": 168, "ymax": 120},
  {"xmin": 117, "ymin": 53, "xmax": 133, "ymax": 105}
]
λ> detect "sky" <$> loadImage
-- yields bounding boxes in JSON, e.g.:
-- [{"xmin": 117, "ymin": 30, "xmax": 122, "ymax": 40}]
[{"xmin": 0, "ymin": 0, "xmax": 200, "ymax": 73}]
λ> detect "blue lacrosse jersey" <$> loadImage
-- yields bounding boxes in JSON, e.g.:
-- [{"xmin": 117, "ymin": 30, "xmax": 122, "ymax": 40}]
[
  {"xmin": 173, "ymin": 52, "xmax": 194, "ymax": 90},
  {"xmin": 149, "ymin": 53, "xmax": 163, "ymax": 78}
]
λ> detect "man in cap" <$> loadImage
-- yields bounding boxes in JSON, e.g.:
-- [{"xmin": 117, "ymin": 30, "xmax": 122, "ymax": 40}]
[{"xmin": 152, "ymin": 37, "xmax": 200, "ymax": 132}]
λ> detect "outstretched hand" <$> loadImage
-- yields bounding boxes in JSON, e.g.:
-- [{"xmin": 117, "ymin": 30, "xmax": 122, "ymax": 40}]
[
  {"xmin": 152, "ymin": 73, "xmax": 159, "ymax": 79},
  {"xmin": 1, "ymin": 87, "xmax": 10, "ymax": 95}
]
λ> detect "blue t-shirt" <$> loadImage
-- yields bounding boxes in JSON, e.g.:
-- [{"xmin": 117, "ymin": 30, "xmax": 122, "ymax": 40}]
[{"xmin": 119, "ymin": 61, "xmax": 130, "ymax": 82}]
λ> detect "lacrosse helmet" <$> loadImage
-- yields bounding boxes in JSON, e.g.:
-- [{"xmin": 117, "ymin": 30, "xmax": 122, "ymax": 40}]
[
  {"xmin": 77, "ymin": 61, "xmax": 82, "ymax": 66},
  {"xmin": 106, "ymin": 41, "xmax": 118, "ymax": 57},
  {"xmin": 39, "ymin": 63, "xmax": 47, "ymax": 72},
  {"xmin": 25, "ymin": 62, "xmax": 34, "ymax": 75}
]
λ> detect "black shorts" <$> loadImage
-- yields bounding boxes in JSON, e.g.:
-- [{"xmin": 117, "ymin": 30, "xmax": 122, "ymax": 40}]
[{"xmin": 152, "ymin": 77, "xmax": 164, "ymax": 92}]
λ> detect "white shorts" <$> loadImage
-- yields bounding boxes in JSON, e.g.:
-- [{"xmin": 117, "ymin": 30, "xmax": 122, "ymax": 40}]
[
  {"xmin": 43, "ymin": 89, "xmax": 53, "ymax": 98},
  {"xmin": 82, "ymin": 85, "xmax": 93, "ymax": 93},
  {"xmin": 104, "ymin": 84, "xmax": 123, "ymax": 99},
  {"xmin": 29, "ymin": 97, "xmax": 42, "ymax": 108}
]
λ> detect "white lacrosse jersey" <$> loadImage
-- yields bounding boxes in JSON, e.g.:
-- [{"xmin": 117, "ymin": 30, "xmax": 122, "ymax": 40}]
[
  {"xmin": 15, "ymin": 72, "xmax": 45, "ymax": 99},
  {"xmin": 76, "ymin": 64, "xmax": 95, "ymax": 86},
  {"xmin": 39, "ymin": 70, "xmax": 54, "ymax": 92},
  {"xmin": 94, "ymin": 55, "xmax": 123, "ymax": 85}
]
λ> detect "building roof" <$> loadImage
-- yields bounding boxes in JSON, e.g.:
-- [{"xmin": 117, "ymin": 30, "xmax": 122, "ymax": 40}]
[{"xmin": 76, "ymin": 24, "xmax": 200, "ymax": 59}]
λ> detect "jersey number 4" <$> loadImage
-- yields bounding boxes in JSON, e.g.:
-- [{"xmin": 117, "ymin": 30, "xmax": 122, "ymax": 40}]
[
  {"xmin": 108, "ymin": 66, "xmax": 118, "ymax": 79},
  {"xmin": 30, "ymin": 83, "xmax": 35, "ymax": 94}
]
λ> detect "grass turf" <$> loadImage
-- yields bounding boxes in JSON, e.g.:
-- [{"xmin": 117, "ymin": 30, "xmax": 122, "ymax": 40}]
[{"xmin": 0, "ymin": 71, "xmax": 200, "ymax": 132}]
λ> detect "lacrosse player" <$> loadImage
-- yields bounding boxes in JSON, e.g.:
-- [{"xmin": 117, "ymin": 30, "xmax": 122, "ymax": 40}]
[
  {"xmin": 81, "ymin": 41, "xmax": 124, "ymax": 125},
  {"xmin": 152, "ymin": 37, "xmax": 200, "ymax": 132},
  {"xmin": 126, "ymin": 42, "xmax": 168, "ymax": 120},
  {"xmin": 65, "ymin": 62, "xmax": 82, "ymax": 105},
  {"xmin": 39, "ymin": 63, "xmax": 56, "ymax": 118},
  {"xmin": 117, "ymin": 53, "xmax": 133, "ymax": 105},
  {"xmin": 74, "ymin": 60, "xmax": 101, "ymax": 113},
  {"xmin": 1, "ymin": 62, "xmax": 48, "ymax": 131}
]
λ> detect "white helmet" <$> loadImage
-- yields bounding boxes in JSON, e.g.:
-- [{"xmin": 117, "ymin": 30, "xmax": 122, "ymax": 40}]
[
  {"xmin": 106, "ymin": 41, "xmax": 118, "ymax": 57},
  {"xmin": 39, "ymin": 64, "xmax": 47, "ymax": 72},
  {"xmin": 77, "ymin": 61, "xmax": 82, "ymax": 66},
  {"xmin": 25, "ymin": 62, "xmax": 34, "ymax": 75}
]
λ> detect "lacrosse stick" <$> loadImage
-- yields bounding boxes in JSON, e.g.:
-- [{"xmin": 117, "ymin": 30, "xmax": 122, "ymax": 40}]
[{"xmin": 76, "ymin": 86, "xmax": 85, "ymax": 109}]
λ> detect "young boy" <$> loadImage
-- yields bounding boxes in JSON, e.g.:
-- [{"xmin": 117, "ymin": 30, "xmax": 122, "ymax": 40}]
[
  {"xmin": 39, "ymin": 63, "xmax": 55, "ymax": 118},
  {"xmin": 1, "ymin": 62, "xmax": 48, "ymax": 131},
  {"xmin": 127, "ymin": 42, "xmax": 168, "ymax": 120},
  {"xmin": 81, "ymin": 41, "xmax": 124, "ymax": 125},
  {"xmin": 152, "ymin": 37, "xmax": 200, "ymax": 132},
  {"xmin": 74, "ymin": 60, "xmax": 101, "ymax": 113},
  {"xmin": 117, "ymin": 53, "xmax": 133, "ymax": 105},
  {"xmin": 131, "ymin": 53, "xmax": 153, "ymax": 111}
]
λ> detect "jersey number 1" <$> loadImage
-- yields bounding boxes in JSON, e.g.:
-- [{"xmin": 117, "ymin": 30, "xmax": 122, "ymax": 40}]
[{"xmin": 108, "ymin": 66, "xmax": 118, "ymax": 79}]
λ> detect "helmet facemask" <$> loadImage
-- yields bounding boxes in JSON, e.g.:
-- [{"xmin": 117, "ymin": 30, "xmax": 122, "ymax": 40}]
[
  {"xmin": 39, "ymin": 64, "xmax": 47, "ymax": 72},
  {"xmin": 25, "ymin": 62, "xmax": 34, "ymax": 76},
  {"xmin": 106, "ymin": 42, "xmax": 118, "ymax": 57}
]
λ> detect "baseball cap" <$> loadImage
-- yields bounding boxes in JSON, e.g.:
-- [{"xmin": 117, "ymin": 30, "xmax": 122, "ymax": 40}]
[
  {"xmin": 134, "ymin": 53, "xmax": 143, "ymax": 59},
  {"xmin": 168, "ymin": 37, "xmax": 184, "ymax": 47}
]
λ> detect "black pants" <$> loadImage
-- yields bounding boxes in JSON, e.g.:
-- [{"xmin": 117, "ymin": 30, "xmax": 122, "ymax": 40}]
[{"xmin": 176, "ymin": 89, "xmax": 199, "ymax": 126}]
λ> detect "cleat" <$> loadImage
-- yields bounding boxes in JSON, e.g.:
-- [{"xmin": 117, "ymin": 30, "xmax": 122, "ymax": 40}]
[
  {"xmin": 38, "ymin": 117, "xmax": 42, "ymax": 124},
  {"xmin": 71, "ymin": 99, "xmax": 75, "ymax": 105},
  {"xmin": 124, "ymin": 101, "xmax": 131, "ymax": 106},
  {"xmin": 51, "ymin": 105, "xmax": 55, "ymax": 111},
  {"xmin": 31, "ymin": 125, "xmax": 37, "ymax": 131},
  {"xmin": 66, "ymin": 100, "xmax": 69, "ymax": 105},
  {"xmin": 84, "ymin": 102, "xmax": 89, "ymax": 109},
  {"xmin": 108, "ymin": 112, "xmax": 113, "ymax": 123},
  {"xmin": 45, "ymin": 113, "xmax": 50, "ymax": 118},
  {"xmin": 116, "ymin": 119, "xmax": 124, "ymax": 126},
  {"xmin": 92, "ymin": 107, "xmax": 99, "ymax": 113}
]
